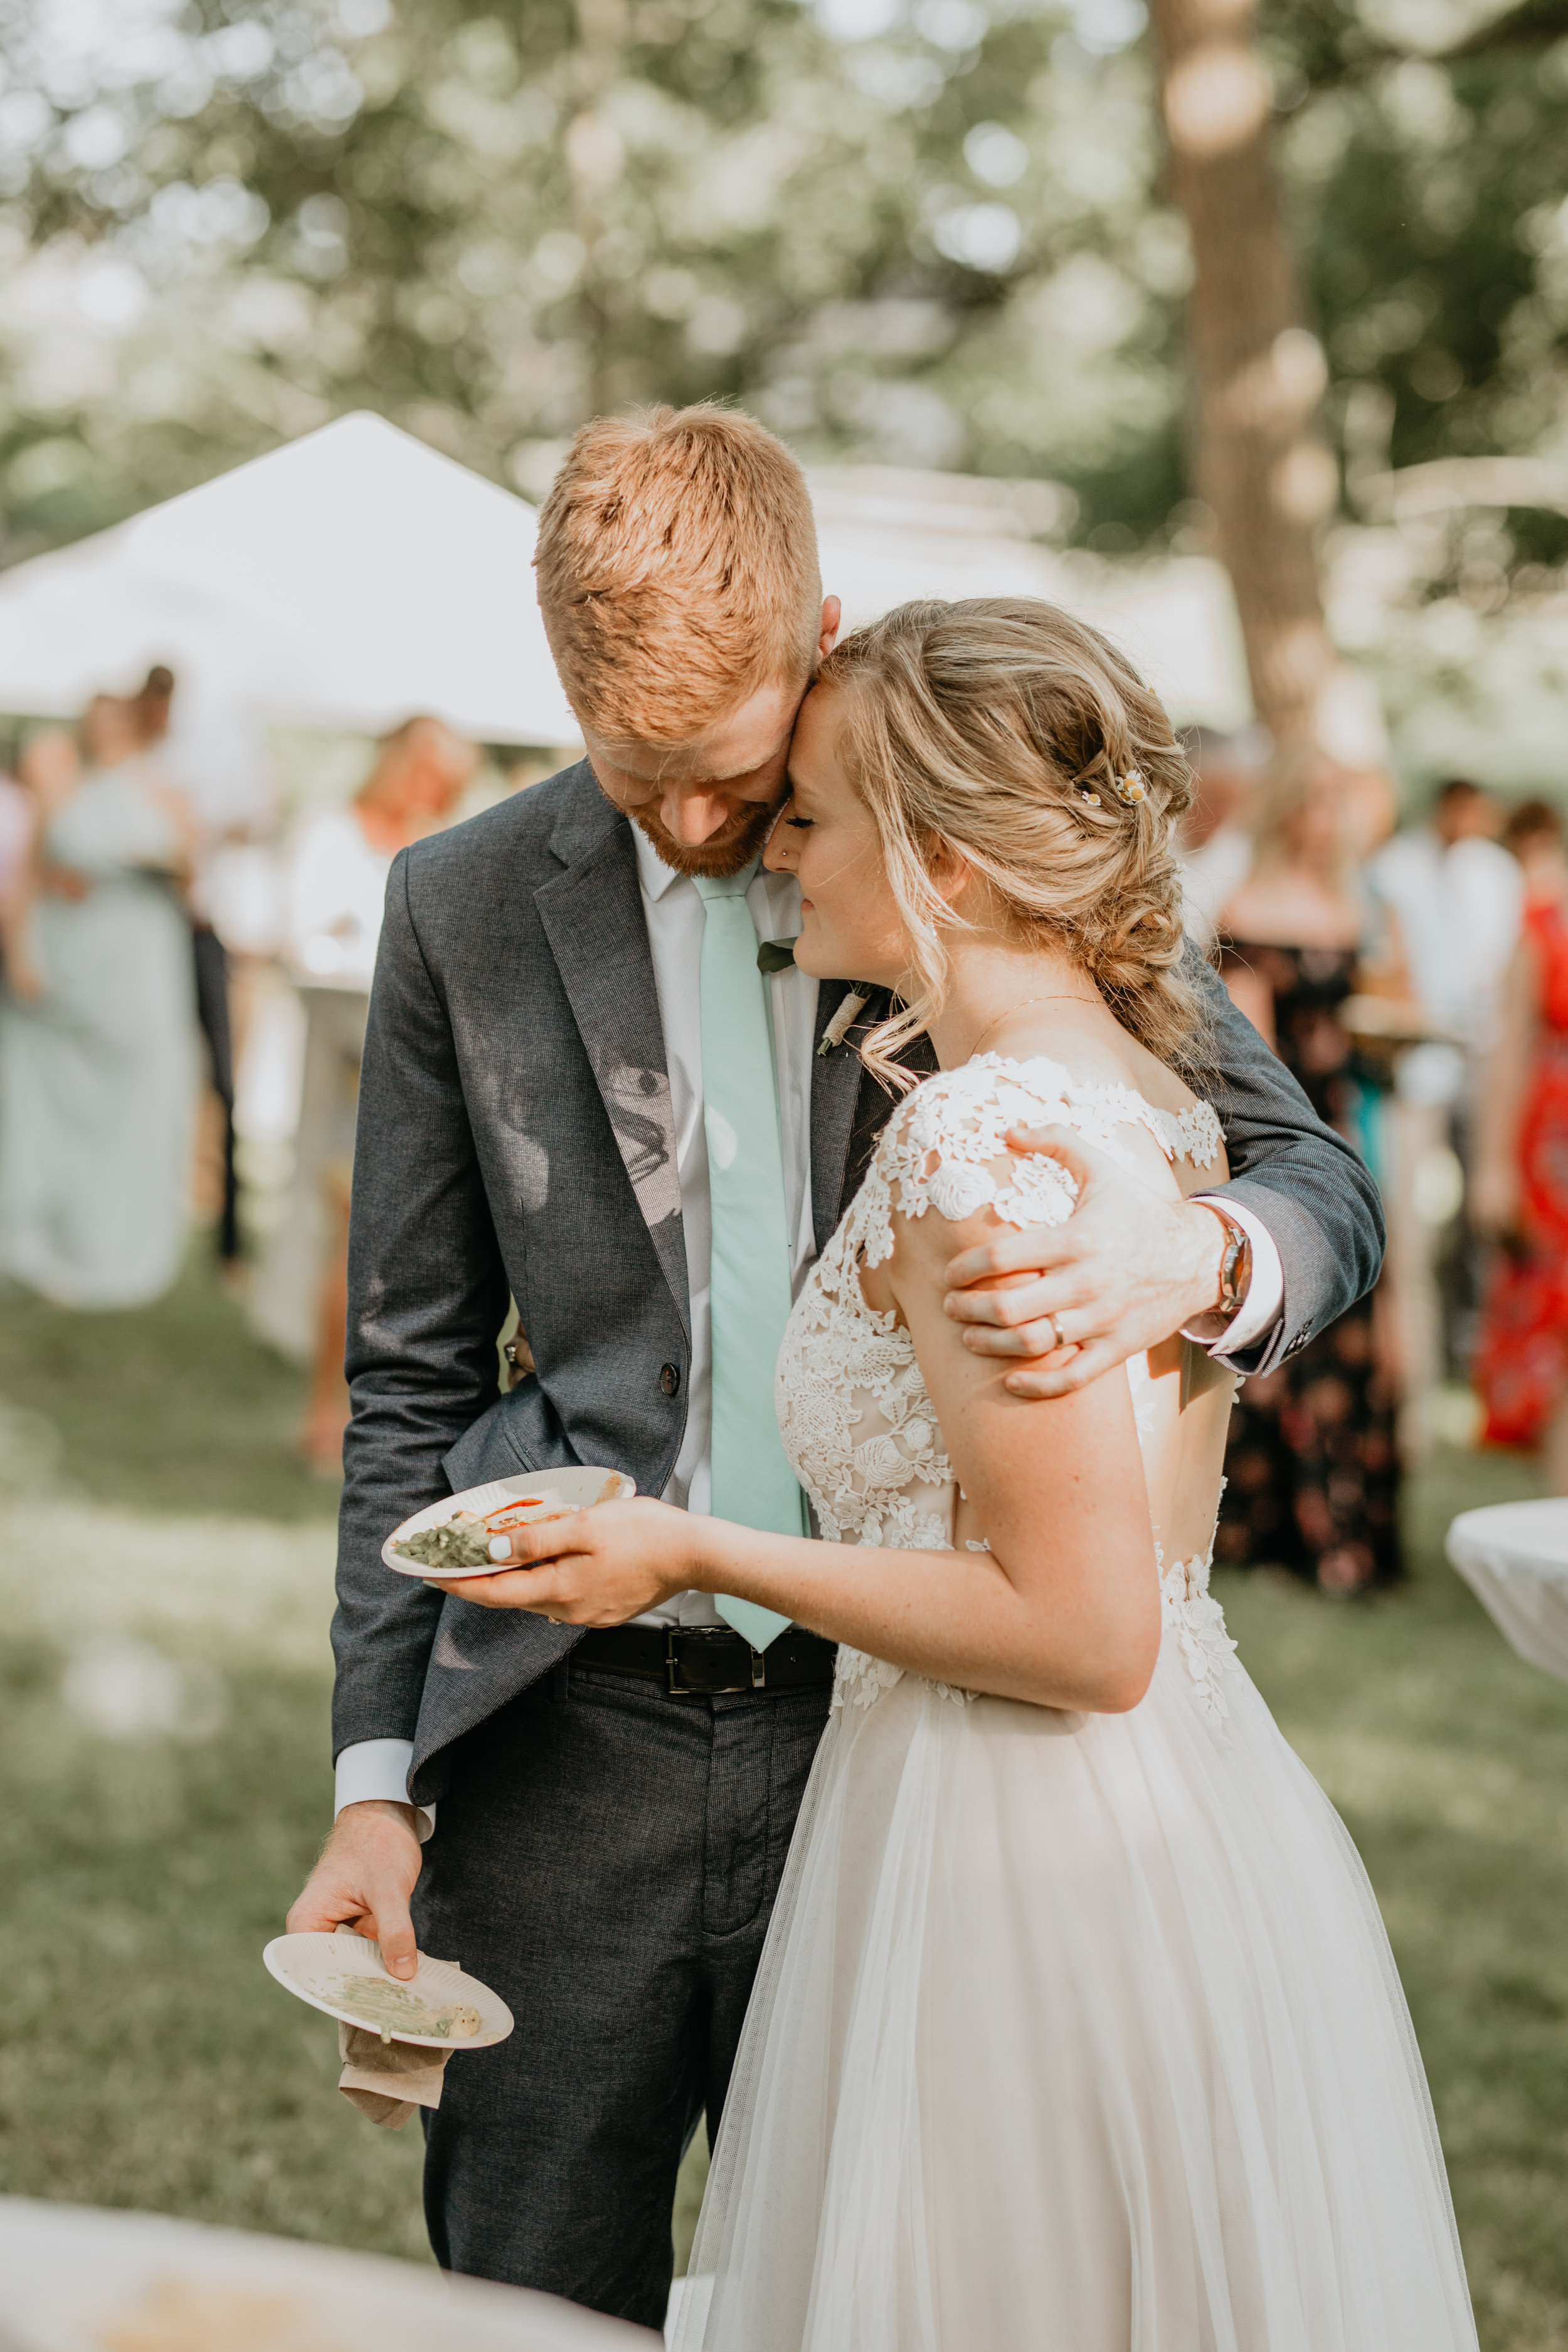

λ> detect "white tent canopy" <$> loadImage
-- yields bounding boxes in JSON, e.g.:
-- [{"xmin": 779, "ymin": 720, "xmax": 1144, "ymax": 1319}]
[{"xmin": 0, "ymin": 412, "xmax": 583, "ymax": 747}]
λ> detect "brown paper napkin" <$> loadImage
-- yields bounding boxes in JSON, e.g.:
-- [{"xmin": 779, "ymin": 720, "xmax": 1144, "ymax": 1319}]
[{"xmin": 332, "ymin": 1924, "xmax": 453, "ymax": 2130}]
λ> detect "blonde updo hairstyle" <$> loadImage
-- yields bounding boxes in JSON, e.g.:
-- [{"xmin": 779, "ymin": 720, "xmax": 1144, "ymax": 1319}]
[{"xmin": 816, "ymin": 597, "xmax": 1204, "ymax": 1086}]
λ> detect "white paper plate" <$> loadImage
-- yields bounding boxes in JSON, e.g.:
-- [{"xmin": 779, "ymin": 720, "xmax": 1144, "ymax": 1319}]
[
  {"xmin": 381, "ymin": 1466, "xmax": 637, "ymax": 1581},
  {"xmin": 263, "ymin": 1931, "xmax": 514, "ymax": 2050}
]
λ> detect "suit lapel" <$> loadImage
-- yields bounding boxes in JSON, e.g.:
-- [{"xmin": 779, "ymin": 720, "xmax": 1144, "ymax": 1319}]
[
  {"xmin": 535, "ymin": 773, "xmax": 689, "ymax": 1335},
  {"xmin": 811, "ymin": 980, "xmax": 879, "ymax": 1254},
  {"xmin": 812, "ymin": 989, "xmax": 941, "ymax": 1250}
]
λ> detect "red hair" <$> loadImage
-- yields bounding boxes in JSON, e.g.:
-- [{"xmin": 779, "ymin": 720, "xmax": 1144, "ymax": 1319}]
[{"xmin": 535, "ymin": 405, "xmax": 822, "ymax": 744}]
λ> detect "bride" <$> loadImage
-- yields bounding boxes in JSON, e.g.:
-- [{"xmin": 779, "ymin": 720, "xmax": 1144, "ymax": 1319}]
[{"xmin": 443, "ymin": 599, "xmax": 1478, "ymax": 2349}]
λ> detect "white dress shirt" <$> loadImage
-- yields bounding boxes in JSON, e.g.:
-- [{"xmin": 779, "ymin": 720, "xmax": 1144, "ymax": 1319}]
[{"xmin": 334, "ymin": 832, "xmax": 1282, "ymax": 1825}]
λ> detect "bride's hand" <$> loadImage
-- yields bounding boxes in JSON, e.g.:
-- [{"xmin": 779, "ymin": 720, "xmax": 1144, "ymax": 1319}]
[{"xmin": 424, "ymin": 1496, "xmax": 706, "ymax": 1623}]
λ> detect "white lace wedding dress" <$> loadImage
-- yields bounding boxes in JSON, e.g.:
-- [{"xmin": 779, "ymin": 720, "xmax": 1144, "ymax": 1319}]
[{"xmin": 674, "ymin": 1055, "xmax": 1478, "ymax": 2352}]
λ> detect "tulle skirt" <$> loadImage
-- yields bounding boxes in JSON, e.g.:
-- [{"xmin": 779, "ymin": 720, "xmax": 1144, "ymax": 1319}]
[{"xmin": 674, "ymin": 1637, "xmax": 1478, "ymax": 2352}]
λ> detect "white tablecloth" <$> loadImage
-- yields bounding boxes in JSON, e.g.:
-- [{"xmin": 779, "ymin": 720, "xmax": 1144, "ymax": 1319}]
[
  {"xmin": 1446, "ymin": 1498, "xmax": 1568, "ymax": 1685},
  {"xmin": 0, "ymin": 2198, "xmax": 641, "ymax": 2351}
]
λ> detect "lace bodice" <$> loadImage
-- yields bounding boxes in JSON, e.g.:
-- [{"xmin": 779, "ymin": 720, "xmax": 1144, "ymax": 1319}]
[{"xmin": 775, "ymin": 1054, "xmax": 1237, "ymax": 1720}]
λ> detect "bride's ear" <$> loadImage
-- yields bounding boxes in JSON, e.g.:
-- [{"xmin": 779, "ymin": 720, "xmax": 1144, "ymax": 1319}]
[{"xmin": 927, "ymin": 837, "xmax": 972, "ymax": 911}]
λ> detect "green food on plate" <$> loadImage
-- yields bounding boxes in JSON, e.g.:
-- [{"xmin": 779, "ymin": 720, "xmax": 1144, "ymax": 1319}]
[
  {"xmin": 320, "ymin": 1971, "xmax": 483, "ymax": 2042},
  {"xmin": 392, "ymin": 1513, "xmax": 493, "ymax": 1570}
]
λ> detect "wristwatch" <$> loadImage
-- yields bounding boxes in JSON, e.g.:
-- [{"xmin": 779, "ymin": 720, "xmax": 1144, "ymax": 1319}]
[{"xmin": 1209, "ymin": 1209, "xmax": 1252, "ymax": 1322}]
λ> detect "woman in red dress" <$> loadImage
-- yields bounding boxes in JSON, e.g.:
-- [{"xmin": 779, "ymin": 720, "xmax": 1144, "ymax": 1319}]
[{"xmin": 1473, "ymin": 803, "xmax": 1568, "ymax": 1479}]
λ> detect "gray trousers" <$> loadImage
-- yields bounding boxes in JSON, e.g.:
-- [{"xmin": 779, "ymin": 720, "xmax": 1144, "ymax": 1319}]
[{"xmin": 413, "ymin": 1661, "xmax": 833, "ymax": 2333}]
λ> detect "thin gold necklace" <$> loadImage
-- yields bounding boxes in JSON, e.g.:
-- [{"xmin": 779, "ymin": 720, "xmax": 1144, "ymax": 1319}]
[{"xmin": 968, "ymin": 992, "xmax": 1098, "ymax": 1059}]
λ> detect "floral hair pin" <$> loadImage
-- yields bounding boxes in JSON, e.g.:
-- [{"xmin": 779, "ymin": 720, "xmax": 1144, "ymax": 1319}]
[{"xmin": 1074, "ymin": 768, "xmax": 1146, "ymax": 808}]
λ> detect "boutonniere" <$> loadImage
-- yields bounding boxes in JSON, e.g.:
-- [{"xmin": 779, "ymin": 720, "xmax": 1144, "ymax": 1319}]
[
  {"xmin": 819, "ymin": 987, "xmax": 872, "ymax": 1055},
  {"xmin": 756, "ymin": 938, "xmax": 872, "ymax": 1055}
]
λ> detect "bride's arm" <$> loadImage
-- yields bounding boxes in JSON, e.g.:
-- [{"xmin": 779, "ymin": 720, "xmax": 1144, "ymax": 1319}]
[{"xmin": 442, "ymin": 1202, "xmax": 1163, "ymax": 1715}]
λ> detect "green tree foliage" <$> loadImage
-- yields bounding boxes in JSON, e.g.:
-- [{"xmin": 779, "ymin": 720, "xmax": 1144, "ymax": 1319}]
[
  {"xmin": 1273, "ymin": 0, "xmax": 1568, "ymax": 567},
  {"xmin": 0, "ymin": 0, "xmax": 1563, "ymax": 572}
]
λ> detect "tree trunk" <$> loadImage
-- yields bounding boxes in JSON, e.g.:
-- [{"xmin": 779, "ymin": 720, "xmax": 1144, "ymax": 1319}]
[
  {"xmin": 1145, "ymin": 0, "xmax": 1338, "ymax": 744},
  {"xmin": 568, "ymin": 0, "xmax": 628, "ymax": 420}
]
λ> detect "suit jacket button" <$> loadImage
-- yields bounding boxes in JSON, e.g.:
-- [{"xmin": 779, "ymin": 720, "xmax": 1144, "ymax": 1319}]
[{"xmin": 660, "ymin": 1362, "xmax": 681, "ymax": 1397}]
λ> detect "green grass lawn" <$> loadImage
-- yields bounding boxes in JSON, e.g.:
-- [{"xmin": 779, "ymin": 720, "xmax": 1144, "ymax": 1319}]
[{"xmin": 0, "ymin": 1257, "xmax": 1565, "ymax": 2343}]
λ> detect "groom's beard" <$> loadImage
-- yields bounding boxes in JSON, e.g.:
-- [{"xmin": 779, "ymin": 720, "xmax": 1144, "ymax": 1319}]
[{"xmin": 630, "ymin": 797, "xmax": 781, "ymax": 879}]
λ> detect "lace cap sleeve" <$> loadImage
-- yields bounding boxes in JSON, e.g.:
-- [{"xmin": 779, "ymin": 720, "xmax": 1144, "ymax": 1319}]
[{"xmin": 855, "ymin": 1053, "xmax": 1224, "ymax": 1270}]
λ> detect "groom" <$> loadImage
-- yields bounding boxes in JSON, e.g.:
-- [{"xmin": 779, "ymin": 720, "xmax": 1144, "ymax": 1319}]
[{"xmin": 289, "ymin": 405, "xmax": 1383, "ymax": 2331}]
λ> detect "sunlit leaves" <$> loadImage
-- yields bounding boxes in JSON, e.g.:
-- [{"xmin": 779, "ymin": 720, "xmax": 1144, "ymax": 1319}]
[{"xmin": 0, "ymin": 0, "xmax": 1562, "ymax": 586}]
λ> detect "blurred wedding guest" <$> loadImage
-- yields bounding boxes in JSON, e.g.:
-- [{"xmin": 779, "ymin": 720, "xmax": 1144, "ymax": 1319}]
[
  {"xmin": 1501, "ymin": 797, "xmax": 1567, "ymax": 908},
  {"xmin": 130, "ymin": 662, "xmax": 175, "ymax": 751},
  {"xmin": 1365, "ymin": 778, "xmax": 1522, "ymax": 1442},
  {"xmin": 0, "ymin": 747, "xmax": 45, "ymax": 990},
  {"xmin": 251, "ymin": 716, "xmax": 477, "ymax": 1469},
  {"xmin": 1216, "ymin": 746, "xmax": 1404, "ymax": 1593},
  {"xmin": 0, "ymin": 695, "xmax": 199, "ymax": 1309},
  {"xmin": 1177, "ymin": 726, "xmax": 1266, "ymax": 947},
  {"xmin": 1471, "ymin": 802, "xmax": 1568, "ymax": 1482},
  {"xmin": 129, "ymin": 664, "xmax": 243, "ymax": 1273},
  {"xmin": 1368, "ymin": 779, "xmax": 1520, "ymax": 1073},
  {"xmin": 0, "ymin": 759, "xmax": 31, "ymax": 920},
  {"xmin": 0, "ymin": 731, "xmax": 83, "ymax": 963}
]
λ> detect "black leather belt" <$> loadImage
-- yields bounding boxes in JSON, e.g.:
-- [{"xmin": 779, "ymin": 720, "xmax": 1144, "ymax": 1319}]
[{"xmin": 572, "ymin": 1624, "xmax": 836, "ymax": 1698}]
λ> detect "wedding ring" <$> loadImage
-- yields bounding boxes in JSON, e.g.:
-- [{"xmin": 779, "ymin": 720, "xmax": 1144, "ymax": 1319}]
[{"xmin": 1039, "ymin": 1313, "xmax": 1061, "ymax": 1353}]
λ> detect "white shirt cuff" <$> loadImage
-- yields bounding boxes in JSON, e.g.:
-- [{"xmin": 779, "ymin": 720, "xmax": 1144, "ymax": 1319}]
[
  {"xmin": 1184, "ymin": 1197, "xmax": 1284, "ymax": 1360},
  {"xmin": 334, "ymin": 1738, "xmax": 435, "ymax": 1843}
]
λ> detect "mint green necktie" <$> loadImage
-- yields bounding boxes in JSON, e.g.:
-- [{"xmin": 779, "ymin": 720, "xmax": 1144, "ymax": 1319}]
[{"xmin": 693, "ymin": 866, "xmax": 806, "ymax": 1651}]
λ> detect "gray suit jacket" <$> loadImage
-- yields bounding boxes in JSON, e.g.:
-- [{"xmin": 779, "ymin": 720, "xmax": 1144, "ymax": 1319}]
[{"xmin": 331, "ymin": 760, "xmax": 1384, "ymax": 1806}]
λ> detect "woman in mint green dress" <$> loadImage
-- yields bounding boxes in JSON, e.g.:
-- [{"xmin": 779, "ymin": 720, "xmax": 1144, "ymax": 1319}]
[{"xmin": 0, "ymin": 706, "xmax": 199, "ymax": 1309}]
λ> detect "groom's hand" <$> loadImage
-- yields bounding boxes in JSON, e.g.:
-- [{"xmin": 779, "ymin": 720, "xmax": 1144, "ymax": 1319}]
[
  {"xmin": 941, "ymin": 1125, "xmax": 1229, "ymax": 1399},
  {"xmin": 286, "ymin": 1799, "xmax": 424, "ymax": 1981}
]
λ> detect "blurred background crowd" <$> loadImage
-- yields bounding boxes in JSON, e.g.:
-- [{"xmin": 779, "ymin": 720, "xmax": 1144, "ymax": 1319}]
[{"xmin": 1, "ymin": 0, "xmax": 1567, "ymax": 2340}]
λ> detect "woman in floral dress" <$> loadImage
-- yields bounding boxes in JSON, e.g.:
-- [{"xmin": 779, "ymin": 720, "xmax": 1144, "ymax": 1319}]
[{"xmin": 1217, "ymin": 749, "xmax": 1402, "ymax": 1593}]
